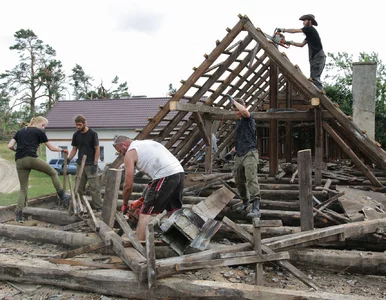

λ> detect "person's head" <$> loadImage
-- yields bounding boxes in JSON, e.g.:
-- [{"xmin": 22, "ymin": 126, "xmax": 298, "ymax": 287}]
[
  {"xmin": 299, "ymin": 14, "xmax": 318, "ymax": 27},
  {"xmin": 74, "ymin": 115, "xmax": 87, "ymax": 132},
  {"xmin": 113, "ymin": 135, "xmax": 132, "ymax": 155},
  {"xmin": 29, "ymin": 116, "xmax": 48, "ymax": 130},
  {"xmin": 233, "ymin": 98, "xmax": 245, "ymax": 118}
]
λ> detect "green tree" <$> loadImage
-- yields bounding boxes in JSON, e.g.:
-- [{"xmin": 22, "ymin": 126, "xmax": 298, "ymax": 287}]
[
  {"xmin": 0, "ymin": 29, "xmax": 61, "ymax": 118},
  {"xmin": 38, "ymin": 58, "xmax": 66, "ymax": 112},
  {"xmin": 69, "ymin": 64, "xmax": 94, "ymax": 99},
  {"xmin": 324, "ymin": 51, "xmax": 386, "ymax": 148},
  {"xmin": 70, "ymin": 67, "xmax": 130, "ymax": 100}
]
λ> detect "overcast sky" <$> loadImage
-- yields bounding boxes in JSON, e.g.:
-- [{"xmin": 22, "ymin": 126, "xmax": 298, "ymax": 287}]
[{"xmin": 1, "ymin": 0, "xmax": 384, "ymax": 99}]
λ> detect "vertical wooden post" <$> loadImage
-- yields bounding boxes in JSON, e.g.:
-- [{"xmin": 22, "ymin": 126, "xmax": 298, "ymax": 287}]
[
  {"xmin": 68, "ymin": 174, "xmax": 78, "ymax": 216},
  {"xmin": 102, "ymin": 168, "xmax": 122, "ymax": 227},
  {"xmin": 269, "ymin": 62, "xmax": 278, "ymax": 176},
  {"xmin": 285, "ymin": 81, "xmax": 293, "ymax": 162},
  {"xmin": 204, "ymin": 118, "xmax": 213, "ymax": 175},
  {"xmin": 74, "ymin": 155, "xmax": 87, "ymax": 195},
  {"xmin": 62, "ymin": 152, "xmax": 68, "ymax": 191},
  {"xmin": 297, "ymin": 149, "xmax": 314, "ymax": 231},
  {"xmin": 325, "ymin": 130, "xmax": 329, "ymax": 162},
  {"xmin": 253, "ymin": 218, "xmax": 263, "ymax": 285},
  {"xmin": 314, "ymin": 106, "xmax": 323, "ymax": 186},
  {"xmin": 146, "ymin": 220, "xmax": 157, "ymax": 289}
]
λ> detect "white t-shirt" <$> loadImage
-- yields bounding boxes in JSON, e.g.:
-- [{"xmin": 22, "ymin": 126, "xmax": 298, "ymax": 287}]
[{"xmin": 128, "ymin": 140, "xmax": 184, "ymax": 179}]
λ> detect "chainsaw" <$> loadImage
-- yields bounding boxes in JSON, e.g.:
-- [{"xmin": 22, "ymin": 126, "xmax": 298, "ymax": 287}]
[{"xmin": 264, "ymin": 29, "xmax": 290, "ymax": 48}]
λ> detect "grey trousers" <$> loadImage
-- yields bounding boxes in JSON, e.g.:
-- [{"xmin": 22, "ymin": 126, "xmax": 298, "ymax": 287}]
[
  {"xmin": 76, "ymin": 164, "xmax": 102, "ymax": 209},
  {"xmin": 233, "ymin": 150, "xmax": 261, "ymax": 202},
  {"xmin": 310, "ymin": 50, "xmax": 326, "ymax": 90}
]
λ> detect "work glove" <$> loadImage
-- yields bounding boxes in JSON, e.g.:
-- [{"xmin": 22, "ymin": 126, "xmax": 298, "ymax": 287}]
[
  {"xmin": 121, "ymin": 204, "xmax": 128, "ymax": 214},
  {"xmin": 90, "ymin": 164, "xmax": 98, "ymax": 174},
  {"xmin": 225, "ymin": 94, "xmax": 235, "ymax": 106},
  {"xmin": 61, "ymin": 149, "xmax": 69, "ymax": 154},
  {"xmin": 285, "ymin": 40, "xmax": 294, "ymax": 45},
  {"xmin": 276, "ymin": 28, "xmax": 285, "ymax": 33}
]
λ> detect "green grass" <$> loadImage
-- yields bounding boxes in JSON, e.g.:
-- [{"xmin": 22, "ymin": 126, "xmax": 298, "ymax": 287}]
[{"xmin": 0, "ymin": 141, "xmax": 74, "ymax": 206}]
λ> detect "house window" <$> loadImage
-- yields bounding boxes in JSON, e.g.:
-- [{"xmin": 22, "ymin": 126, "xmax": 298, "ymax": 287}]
[{"xmin": 100, "ymin": 146, "xmax": 104, "ymax": 162}]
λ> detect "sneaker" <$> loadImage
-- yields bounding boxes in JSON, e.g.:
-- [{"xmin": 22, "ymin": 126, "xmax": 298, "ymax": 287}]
[
  {"xmin": 15, "ymin": 210, "xmax": 24, "ymax": 223},
  {"xmin": 57, "ymin": 190, "xmax": 71, "ymax": 208}
]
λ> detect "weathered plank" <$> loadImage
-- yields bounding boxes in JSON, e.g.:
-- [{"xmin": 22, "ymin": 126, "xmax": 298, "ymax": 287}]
[
  {"xmin": 102, "ymin": 168, "xmax": 122, "ymax": 227},
  {"xmin": 115, "ymin": 212, "xmax": 146, "ymax": 257},
  {"xmin": 298, "ymin": 149, "xmax": 314, "ymax": 231}
]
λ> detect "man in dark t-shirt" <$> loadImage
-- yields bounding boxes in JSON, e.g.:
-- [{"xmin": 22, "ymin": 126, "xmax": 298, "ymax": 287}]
[
  {"xmin": 230, "ymin": 97, "xmax": 261, "ymax": 219},
  {"xmin": 68, "ymin": 115, "xmax": 102, "ymax": 209},
  {"xmin": 277, "ymin": 14, "xmax": 326, "ymax": 90}
]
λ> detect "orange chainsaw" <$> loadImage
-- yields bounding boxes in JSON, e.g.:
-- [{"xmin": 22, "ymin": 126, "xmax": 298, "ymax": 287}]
[
  {"xmin": 264, "ymin": 29, "xmax": 290, "ymax": 48},
  {"xmin": 126, "ymin": 197, "xmax": 144, "ymax": 223}
]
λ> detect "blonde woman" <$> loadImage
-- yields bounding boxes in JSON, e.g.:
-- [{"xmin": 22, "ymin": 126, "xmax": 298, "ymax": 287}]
[{"xmin": 8, "ymin": 116, "xmax": 71, "ymax": 222}]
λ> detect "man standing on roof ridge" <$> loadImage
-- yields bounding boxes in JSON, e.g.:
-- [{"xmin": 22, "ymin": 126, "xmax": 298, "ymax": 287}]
[{"xmin": 277, "ymin": 14, "xmax": 326, "ymax": 90}]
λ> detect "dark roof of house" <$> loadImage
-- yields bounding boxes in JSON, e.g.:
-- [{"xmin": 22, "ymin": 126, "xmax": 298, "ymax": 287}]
[{"xmin": 45, "ymin": 97, "xmax": 171, "ymax": 129}]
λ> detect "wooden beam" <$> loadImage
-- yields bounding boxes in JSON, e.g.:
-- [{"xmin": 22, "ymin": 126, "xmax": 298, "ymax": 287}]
[
  {"xmin": 323, "ymin": 122, "xmax": 383, "ymax": 187},
  {"xmin": 171, "ymin": 101, "xmax": 332, "ymax": 121},
  {"xmin": 135, "ymin": 17, "xmax": 248, "ymax": 141},
  {"xmin": 102, "ymin": 168, "xmax": 122, "ymax": 227},
  {"xmin": 81, "ymin": 195, "xmax": 100, "ymax": 232},
  {"xmin": 115, "ymin": 212, "xmax": 146, "ymax": 257},
  {"xmin": 222, "ymin": 216, "xmax": 319, "ymax": 290},
  {"xmin": 192, "ymin": 112, "xmax": 210, "ymax": 146},
  {"xmin": 0, "ymin": 254, "xmax": 368, "ymax": 300},
  {"xmin": 175, "ymin": 252, "xmax": 289, "ymax": 271},
  {"xmin": 58, "ymin": 241, "xmax": 109, "ymax": 259},
  {"xmin": 146, "ymin": 218, "xmax": 157, "ymax": 289},
  {"xmin": 0, "ymin": 223, "xmax": 102, "ymax": 248},
  {"xmin": 269, "ymin": 61, "xmax": 278, "ymax": 176},
  {"xmin": 74, "ymin": 155, "xmax": 87, "ymax": 195},
  {"xmin": 314, "ymin": 106, "xmax": 323, "ymax": 185},
  {"xmin": 298, "ymin": 149, "xmax": 314, "ymax": 231},
  {"xmin": 23, "ymin": 207, "xmax": 81, "ymax": 225},
  {"xmin": 96, "ymin": 220, "xmax": 146, "ymax": 281}
]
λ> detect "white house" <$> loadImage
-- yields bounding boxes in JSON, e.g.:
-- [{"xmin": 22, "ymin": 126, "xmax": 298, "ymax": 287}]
[{"xmin": 45, "ymin": 97, "xmax": 171, "ymax": 167}]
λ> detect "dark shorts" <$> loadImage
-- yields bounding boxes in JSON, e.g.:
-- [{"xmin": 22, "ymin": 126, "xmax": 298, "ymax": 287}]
[{"xmin": 140, "ymin": 172, "xmax": 185, "ymax": 215}]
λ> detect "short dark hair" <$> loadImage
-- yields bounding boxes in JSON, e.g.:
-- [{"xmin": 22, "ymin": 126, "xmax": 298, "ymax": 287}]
[{"xmin": 75, "ymin": 115, "xmax": 86, "ymax": 123}]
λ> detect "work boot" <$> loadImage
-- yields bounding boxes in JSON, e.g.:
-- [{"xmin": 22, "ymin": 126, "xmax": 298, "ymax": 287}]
[
  {"xmin": 247, "ymin": 198, "xmax": 261, "ymax": 219},
  {"xmin": 235, "ymin": 199, "xmax": 248, "ymax": 213},
  {"xmin": 15, "ymin": 210, "xmax": 24, "ymax": 223},
  {"xmin": 57, "ymin": 190, "xmax": 71, "ymax": 208}
]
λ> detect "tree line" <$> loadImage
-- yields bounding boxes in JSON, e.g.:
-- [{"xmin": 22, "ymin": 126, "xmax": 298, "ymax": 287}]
[{"xmin": 0, "ymin": 29, "xmax": 130, "ymax": 140}]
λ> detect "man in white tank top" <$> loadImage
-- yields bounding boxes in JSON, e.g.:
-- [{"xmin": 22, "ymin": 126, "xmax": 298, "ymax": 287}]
[{"xmin": 113, "ymin": 135, "xmax": 185, "ymax": 240}]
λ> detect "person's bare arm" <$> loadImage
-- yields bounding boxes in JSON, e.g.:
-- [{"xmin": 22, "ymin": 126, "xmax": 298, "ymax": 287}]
[
  {"xmin": 7, "ymin": 139, "xmax": 16, "ymax": 151},
  {"xmin": 45, "ymin": 141, "xmax": 65, "ymax": 152},
  {"xmin": 283, "ymin": 28, "xmax": 303, "ymax": 34},
  {"xmin": 122, "ymin": 149, "xmax": 137, "ymax": 206},
  {"xmin": 233, "ymin": 101, "xmax": 250, "ymax": 118},
  {"xmin": 94, "ymin": 145, "xmax": 100, "ymax": 165},
  {"xmin": 68, "ymin": 147, "xmax": 77, "ymax": 161}
]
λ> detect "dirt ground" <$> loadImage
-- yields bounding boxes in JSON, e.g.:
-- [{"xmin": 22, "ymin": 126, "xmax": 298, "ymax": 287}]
[
  {"xmin": 0, "ymin": 222, "xmax": 385, "ymax": 300},
  {"xmin": 0, "ymin": 158, "xmax": 19, "ymax": 195}
]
